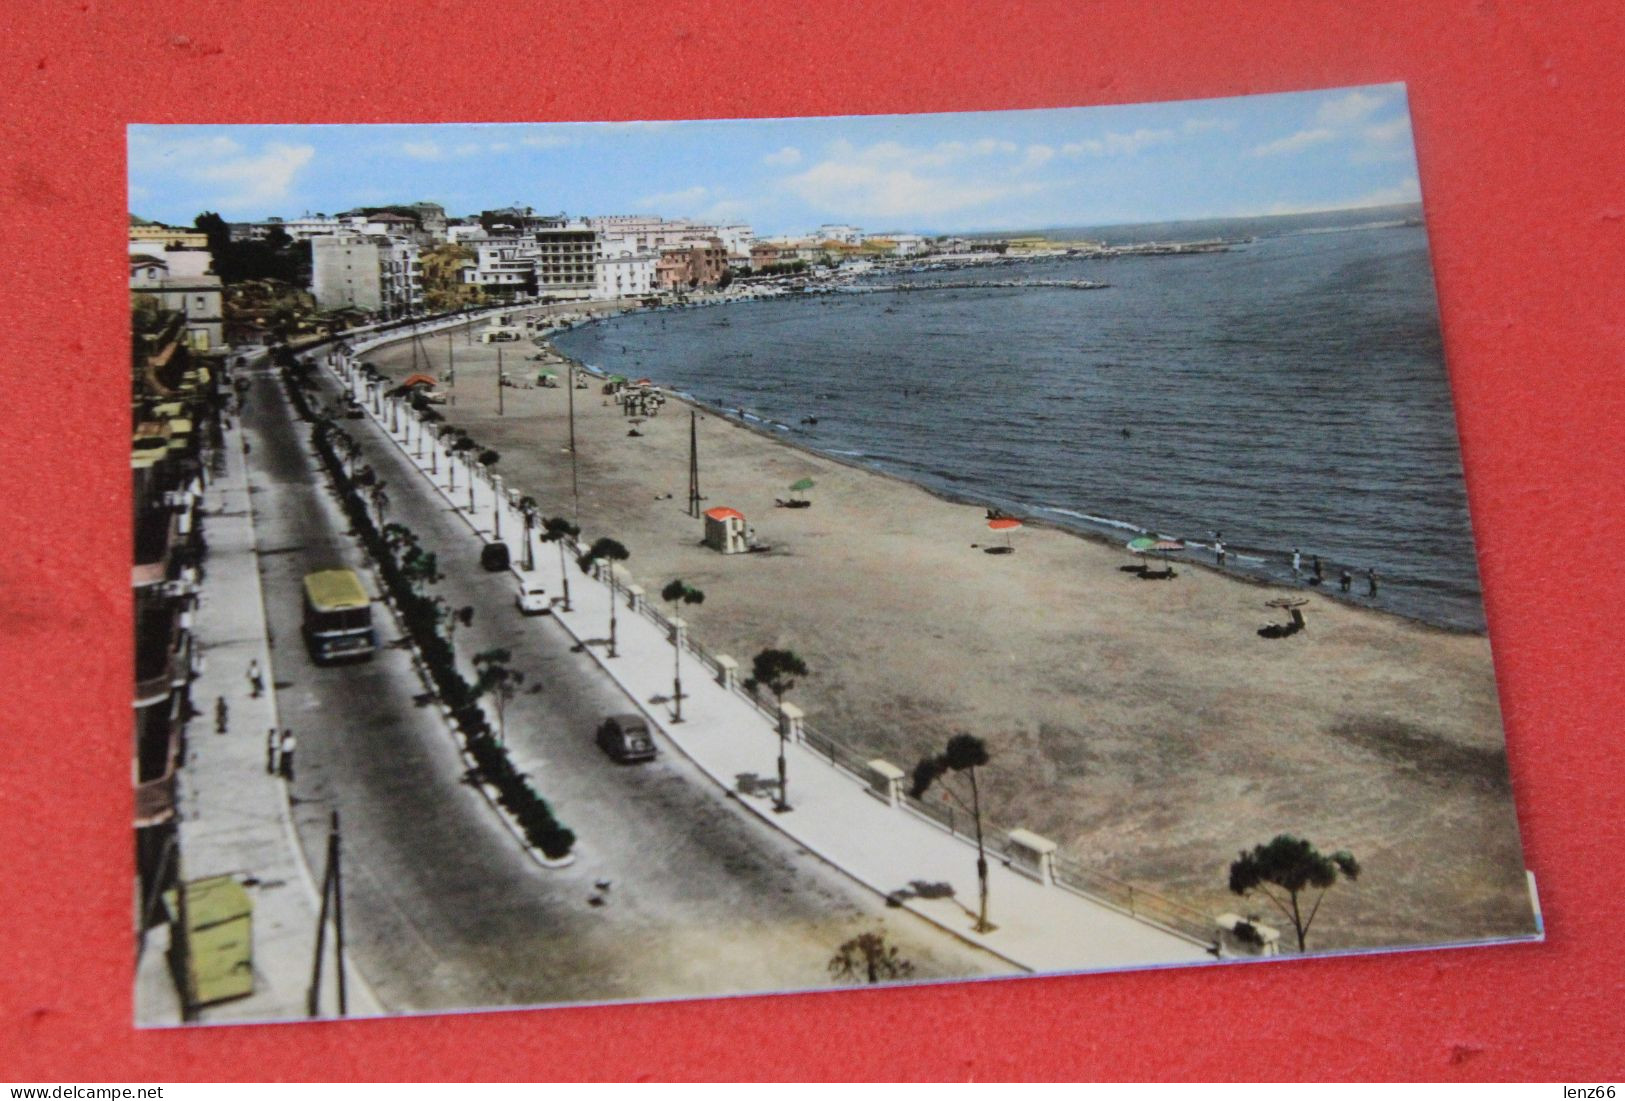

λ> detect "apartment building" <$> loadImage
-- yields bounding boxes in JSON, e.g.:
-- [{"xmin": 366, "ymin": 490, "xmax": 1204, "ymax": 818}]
[
  {"xmin": 656, "ymin": 239, "xmax": 729, "ymax": 289},
  {"xmin": 594, "ymin": 250, "xmax": 659, "ymax": 300},
  {"xmin": 311, "ymin": 233, "xmax": 422, "ymax": 316},
  {"xmin": 130, "ymin": 251, "xmax": 225, "ymax": 352}
]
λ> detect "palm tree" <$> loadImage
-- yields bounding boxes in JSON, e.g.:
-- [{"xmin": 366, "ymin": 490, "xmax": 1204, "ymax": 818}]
[
  {"xmin": 541, "ymin": 516, "xmax": 579, "ymax": 611},
  {"xmin": 910, "ymin": 733, "xmax": 994, "ymax": 932},
  {"xmin": 472, "ymin": 647, "xmax": 524, "ymax": 745},
  {"xmin": 660, "ymin": 579, "xmax": 705, "ymax": 722},
  {"xmin": 749, "ymin": 648, "xmax": 808, "ymax": 813},
  {"xmin": 578, "ymin": 537, "xmax": 630, "ymax": 657}
]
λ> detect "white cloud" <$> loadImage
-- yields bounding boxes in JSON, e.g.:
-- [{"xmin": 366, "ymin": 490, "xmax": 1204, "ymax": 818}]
[
  {"xmin": 1345, "ymin": 175, "xmax": 1422, "ymax": 207},
  {"xmin": 636, "ymin": 185, "xmax": 712, "ymax": 211},
  {"xmin": 783, "ymin": 160, "xmax": 1039, "ymax": 220},
  {"xmin": 1250, "ymin": 128, "xmax": 1336, "ymax": 157},
  {"xmin": 1260, "ymin": 174, "xmax": 1422, "ymax": 216},
  {"xmin": 128, "ymin": 131, "xmax": 314, "ymax": 211},
  {"xmin": 763, "ymin": 146, "xmax": 802, "ymax": 167},
  {"xmin": 400, "ymin": 140, "xmax": 444, "ymax": 160},
  {"xmin": 194, "ymin": 142, "xmax": 314, "ymax": 208},
  {"xmin": 1361, "ymin": 116, "xmax": 1412, "ymax": 144},
  {"xmin": 1317, "ymin": 90, "xmax": 1390, "ymax": 127},
  {"xmin": 1060, "ymin": 128, "xmax": 1178, "ymax": 158},
  {"xmin": 1022, "ymin": 144, "xmax": 1055, "ymax": 169}
]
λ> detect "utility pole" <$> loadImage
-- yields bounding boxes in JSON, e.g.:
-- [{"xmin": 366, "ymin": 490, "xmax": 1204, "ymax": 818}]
[
  {"xmin": 497, "ymin": 344, "xmax": 504, "ymax": 416},
  {"xmin": 448, "ymin": 331, "xmax": 456, "ymax": 406},
  {"xmin": 567, "ymin": 362, "xmax": 579, "ymax": 521},
  {"xmin": 307, "ymin": 810, "xmax": 348, "ymax": 1018},
  {"xmin": 687, "ymin": 409, "xmax": 702, "ymax": 518}
]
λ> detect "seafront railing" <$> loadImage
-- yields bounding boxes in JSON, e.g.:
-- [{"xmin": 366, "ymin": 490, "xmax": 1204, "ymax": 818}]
[{"xmin": 618, "ymin": 582, "xmax": 1213, "ymax": 946}]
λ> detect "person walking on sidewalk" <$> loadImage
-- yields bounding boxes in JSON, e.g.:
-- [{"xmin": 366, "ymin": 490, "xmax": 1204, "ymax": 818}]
[
  {"xmin": 247, "ymin": 658, "xmax": 264, "ymax": 699},
  {"xmin": 279, "ymin": 729, "xmax": 297, "ymax": 782},
  {"xmin": 215, "ymin": 696, "xmax": 229, "ymax": 734},
  {"xmin": 266, "ymin": 727, "xmax": 279, "ymax": 775}
]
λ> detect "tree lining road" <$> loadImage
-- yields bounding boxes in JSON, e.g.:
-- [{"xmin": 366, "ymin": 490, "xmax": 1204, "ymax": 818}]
[{"xmin": 238, "ymin": 342, "xmax": 1001, "ymax": 1012}]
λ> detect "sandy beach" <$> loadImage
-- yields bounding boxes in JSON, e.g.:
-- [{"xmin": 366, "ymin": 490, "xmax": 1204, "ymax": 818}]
[{"xmin": 365, "ymin": 304, "xmax": 1535, "ymax": 953}]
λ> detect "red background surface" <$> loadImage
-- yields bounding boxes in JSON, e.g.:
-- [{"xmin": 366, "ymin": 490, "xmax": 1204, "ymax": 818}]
[{"xmin": 2, "ymin": 0, "xmax": 1622, "ymax": 1081}]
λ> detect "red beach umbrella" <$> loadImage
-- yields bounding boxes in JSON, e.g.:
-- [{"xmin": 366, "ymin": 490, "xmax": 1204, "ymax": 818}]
[{"xmin": 987, "ymin": 516, "xmax": 1022, "ymax": 552}]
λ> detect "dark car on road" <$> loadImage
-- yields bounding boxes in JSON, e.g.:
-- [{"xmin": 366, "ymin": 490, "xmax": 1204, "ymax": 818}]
[
  {"xmin": 595, "ymin": 714, "xmax": 656, "ymax": 763},
  {"xmin": 479, "ymin": 541, "xmax": 511, "ymax": 571}
]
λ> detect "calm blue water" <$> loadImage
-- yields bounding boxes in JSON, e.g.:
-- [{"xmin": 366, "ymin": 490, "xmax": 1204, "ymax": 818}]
[{"xmin": 557, "ymin": 216, "xmax": 1487, "ymax": 631}]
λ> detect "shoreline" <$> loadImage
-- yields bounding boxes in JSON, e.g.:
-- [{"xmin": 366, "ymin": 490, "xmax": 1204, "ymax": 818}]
[
  {"xmin": 554, "ymin": 307, "xmax": 1484, "ymax": 640},
  {"xmin": 365, "ymin": 302, "xmax": 1534, "ymax": 954}
]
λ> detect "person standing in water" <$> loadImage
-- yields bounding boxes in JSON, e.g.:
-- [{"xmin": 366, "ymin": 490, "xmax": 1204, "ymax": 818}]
[
  {"xmin": 1367, "ymin": 568, "xmax": 1380, "ymax": 597},
  {"xmin": 1292, "ymin": 547, "xmax": 1303, "ymax": 579}
]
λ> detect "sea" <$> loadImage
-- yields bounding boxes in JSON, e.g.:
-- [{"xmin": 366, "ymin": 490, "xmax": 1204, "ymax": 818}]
[{"xmin": 555, "ymin": 205, "xmax": 1490, "ymax": 632}]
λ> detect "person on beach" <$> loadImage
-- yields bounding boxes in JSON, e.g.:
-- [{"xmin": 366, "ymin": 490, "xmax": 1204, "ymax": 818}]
[
  {"xmin": 1312, "ymin": 556, "xmax": 1324, "ymax": 584},
  {"xmin": 266, "ymin": 727, "xmax": 279, "ymax": 775},
  {"xmin": 247, "ymin": 659, "xmax": 263, "ymax": 698},
  {"xmin": 215, "ymin": 696, "xmax": 228, "ymax": 735},
  {"xmin": 1367, "ymin": 568, "xmax": 1380, "ymax": 598},
  {"xmin": 1340, "ymin": 568, "xmax": 1352, "ymax": 593},
  {"xmin": 1292, "ymin": 547, "xmax": 1303, "ymax": 578},
  {"xmin": 1214, "ymin": 533, "xmax": 1226, "ymax": 566},
  {"xmin": 279, "ymin": 729, "xmax": 297, "ymax": 782}
]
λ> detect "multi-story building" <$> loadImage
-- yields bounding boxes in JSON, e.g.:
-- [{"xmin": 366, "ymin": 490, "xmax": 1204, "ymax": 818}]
[
  {"xmin": 460, "ymin": 223, "xmax": 602, "ymax": 300},
  {"xmin": 130, "ymin": 252, "xmax": 225, "ymax": 353},
  {"xmin": 531, "ymin": 224, "xmax": 600, "ymax": 299},
  {"xmin": 594, "ymin": 250, "xmax": 659, "ymax": 300},
  {"xmin": 229, "ymin": 214, "xmax": 345, "ymax": 242},
  {"xmin": 130, "ymin": 308, "xmax": 210, "ymax": 937},
  {"xmin": 815, "ymin": 223, "xmax": 865, "ymax": 246},
  {"xmin": 591, "ymin": 215, "xmax": 754, "ymax": 257},
  {"xmin": 656, "ymin": 239, "xmax": 729, "ymax": 289},
  {"xmin": 130, "ymin": 225, "xmax": 209, "ymax": 250},
  {"xmin": 311, "ymin": 233, "xmax": 422, "ymax": 316}
]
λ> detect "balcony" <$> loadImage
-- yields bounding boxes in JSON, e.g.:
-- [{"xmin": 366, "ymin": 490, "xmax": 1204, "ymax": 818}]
[{"xmin": 133, "ymin": 693, "xmax": 183, "ymax": 828}]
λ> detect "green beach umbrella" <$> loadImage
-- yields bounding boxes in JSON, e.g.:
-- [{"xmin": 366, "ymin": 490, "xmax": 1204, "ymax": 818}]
[{"xmin": 789, "ymin": 477, "xmax": 815, "ymax": 495}]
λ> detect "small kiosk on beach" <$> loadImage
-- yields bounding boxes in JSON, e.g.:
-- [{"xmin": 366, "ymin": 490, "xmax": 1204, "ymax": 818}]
[{"xmin": 704, "ymin": 507, "xmax": 748, "ymax": 554}]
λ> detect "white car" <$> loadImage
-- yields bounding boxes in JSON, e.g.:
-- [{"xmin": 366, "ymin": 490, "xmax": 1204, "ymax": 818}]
[{"xmin": 515, "ymin": 577, "xmax": 550, "ymax": 615}]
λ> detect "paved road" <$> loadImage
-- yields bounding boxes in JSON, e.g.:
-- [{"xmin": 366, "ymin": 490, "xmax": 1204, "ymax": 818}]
[{"xmin": 238, "ymin": 346, "xmax": 1001, "ymax": 1013}]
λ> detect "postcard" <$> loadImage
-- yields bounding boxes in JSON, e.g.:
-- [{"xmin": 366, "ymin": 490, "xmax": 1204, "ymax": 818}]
[{"xmin": 127, "ymin": 84, "xmax": 1537, "ymax": 1024}]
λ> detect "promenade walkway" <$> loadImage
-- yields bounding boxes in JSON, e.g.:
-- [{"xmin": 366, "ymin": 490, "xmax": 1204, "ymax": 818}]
[
  {"xmin": 135, "ymin": 373, "xmax": 380, "ymax": 1026},
  {"xmin": 335, "ymin": 327, "xmax": 1215, "ymax": 977}
]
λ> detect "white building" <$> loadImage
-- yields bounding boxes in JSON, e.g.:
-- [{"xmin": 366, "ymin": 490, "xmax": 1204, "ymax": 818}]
[
  {"xmin": 594, "ymin": 250, "xmax": 659, "ymax": 300},
  {"xmin": 814, "ymin": 223, "xmax": 864, "ymax": 246},
  {"xmin": 590, "ymin": 215, "xmax": 753, "ymax": 257},
  {"xmin": 311, "ymin": 234, "xmax": 421, "ymax": 316},
  {"xmin": 461, "ymin": 224, "xmax": 602, "ymax": 300},
  {"xmin": 130, "ymin": 254, "xmax": 225, "ymax": 352},
  {"xmin": 889, "ymin": 233, "xmax": 929, "ymax": 256}
]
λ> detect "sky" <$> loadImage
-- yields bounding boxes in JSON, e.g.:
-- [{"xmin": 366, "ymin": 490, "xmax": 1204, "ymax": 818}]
[{"xmin": 128, "ymin": 84, "xmax": 1421, "ymax": 235}]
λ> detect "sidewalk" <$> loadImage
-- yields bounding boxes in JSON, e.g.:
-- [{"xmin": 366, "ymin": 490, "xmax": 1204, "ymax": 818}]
[
  {"xmin": 338, "ymin": 343, "xmax": 1215, "ymax": 976},
  {"xmin": 134, "ymin": 394, "xmax": 381, "ymax": 1026}
]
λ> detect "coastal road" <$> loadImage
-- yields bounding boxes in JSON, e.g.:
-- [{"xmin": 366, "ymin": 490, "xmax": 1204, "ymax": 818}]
[{"xmin": 237, "ymin": 343, "xmax": 1001, "ymax": 1012}]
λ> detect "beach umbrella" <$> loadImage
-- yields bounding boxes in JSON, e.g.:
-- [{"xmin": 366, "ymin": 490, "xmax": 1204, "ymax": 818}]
[
  {"xmin": 788, "ymin": 477, "xmax": 815, "ymax": 500},
  {"xmin": 988, "ymin": 516, "xmax": 1022, "ymax": 552}
]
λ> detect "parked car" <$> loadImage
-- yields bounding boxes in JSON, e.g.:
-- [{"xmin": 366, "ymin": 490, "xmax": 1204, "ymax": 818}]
[
  {"xmin": 479, "ymin": 542, "xmax": 511, "ymax": 572},
  {"xmin": 515, "ymin": 577, "xmax": 549, "ymax": 615},
  {"xmin": 595, "ymin": 714, "xmax": 655, "ymax": 763}
]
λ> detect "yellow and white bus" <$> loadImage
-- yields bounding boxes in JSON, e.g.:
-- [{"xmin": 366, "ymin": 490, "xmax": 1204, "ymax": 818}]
[{"xmin": 302, "ymin": 568, "xmax": 375, "ymax": 663}]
